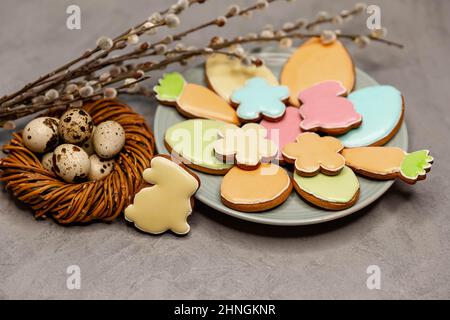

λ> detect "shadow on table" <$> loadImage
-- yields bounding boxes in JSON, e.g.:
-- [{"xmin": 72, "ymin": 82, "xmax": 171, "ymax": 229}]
[{"xmin": 196, "ymin": 182, "xmax": 414, "ymax": 238}]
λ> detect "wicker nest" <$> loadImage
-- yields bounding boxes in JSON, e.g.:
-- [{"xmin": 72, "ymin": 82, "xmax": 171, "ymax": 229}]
[{"xmin": 0, "ymin": 99, "xmax": 155, "ymax": 224}]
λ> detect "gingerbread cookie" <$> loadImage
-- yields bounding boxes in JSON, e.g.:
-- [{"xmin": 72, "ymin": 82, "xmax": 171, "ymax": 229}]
[
  {"xmin": 293, "ymin": 166, "xmax": 360, "ymax": 210},
  {"xmin": 205, "ymin": 53, "xmax": 279, "ymax": 103},
  {"xmin": 282, "ymin": 132, "xmax": 345, "ymax": 177},
  {"xmin": 221, "ymin": 163, "xmax": 293, "ymax": 212},
  {"xmin": 338, "ymin": 85, "xmax": 404, "ymax": 148},
  {"xmin": 260, "ymin": 106, "xmax": 303, "ymax": 163},
  {"xmin": 281, "ymin": 38, "xmax": 355, "ymax": 107},
  {"xmin": 342, "ymin": 147, "xmax": 433, "ymax": 184},
  {"xmin": 165, "ymin": 119, "xmax": 233, "ymax": 175},
  {"xmin": 298, "ymin": 81, "xmax": 362, "ymax": 135},
  {"xmin": 213, "ymin": 123, "xmax": 278, "ymax": 170},
  {"xmin": 231, "ymin": 77, "xmax": 289, "ymax": 123},
  {"xmin": 125, "ymin": 155, "xmax": 200, "ymax": 235},
  {"xmin": 154, "ymin": 72, "xmax": 239, "ymax": 125}
]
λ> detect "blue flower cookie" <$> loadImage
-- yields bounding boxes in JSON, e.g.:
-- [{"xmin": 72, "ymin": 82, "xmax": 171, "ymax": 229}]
[{"xmin": 231, "ymin": 77, "xmax": 290, "ymax": 123}]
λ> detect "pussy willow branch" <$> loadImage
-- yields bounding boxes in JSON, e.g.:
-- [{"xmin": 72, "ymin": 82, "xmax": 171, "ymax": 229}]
[
  {"xmin": 0, "ymin": 0, "xmax": 206, "ymax": 107},
  {"xmin": 0, "ymin": 1, "xmax": 403, "ymax": 125},
  {"xmin": 0, "ymin": 77, "xmax": 151, "ymax": 120},
  {"xmin": 6, "ymin": 0, "xmax": 359, "ymax": 103},
  {"xmin": 6, "ymin": 0, "xmax": 285, "ymax": 110}
]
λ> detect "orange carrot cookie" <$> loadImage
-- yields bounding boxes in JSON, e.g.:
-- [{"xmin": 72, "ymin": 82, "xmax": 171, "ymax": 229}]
[
  {"xmin": 281, "ymin": 38, "xmax": 355, "ymax": 107},
  {"xmin": 214, "ymin": 123, "xmax": 278, "ymax": 170},
  {"xmin": 342, "ymin": 147, "xmax": 433, "ymax": 184},
  {"xmin": 282, "ymin": 132, "xmax": 345, "ymax": 177},
  {"xmin": 154, "ymin": 72, "xmax": 239, "ymax": 125},
  {"xmin": 125, "ymin": 155, "xmax": 200, "ymax": 235},
  {"xmin": 205, "ymin": 53, "xmax": 279, "ymax": 103},
  {"xmin": 221, "ymin": 163, "xmax": 293, "ymax": 212}
]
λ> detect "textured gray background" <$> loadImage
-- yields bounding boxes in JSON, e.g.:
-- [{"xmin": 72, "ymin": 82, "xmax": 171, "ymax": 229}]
[{"xmin": 0, "ymin": 0, "xmax": 449, "ymax": 299}]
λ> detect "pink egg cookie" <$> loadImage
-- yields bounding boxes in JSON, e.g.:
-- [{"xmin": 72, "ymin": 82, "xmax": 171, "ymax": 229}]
[
  {"xmin": 298, "ymin": 80, "xmax": 362, "ymax": 135},
  {"xmin": 260, "ymin": 107, "xmax": 303, "ymax": 163}
]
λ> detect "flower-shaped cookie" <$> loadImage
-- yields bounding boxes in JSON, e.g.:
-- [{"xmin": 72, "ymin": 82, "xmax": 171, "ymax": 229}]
[
  {"xmin": 231, "ymin": 77, "xmax": 290, "ymax": 123},
  {"xmin": 282, "ymin": 132, "xmax": 345, "ymax": 176},
  {"xmin": 214, "ymin": 123, "xmax": 278, "ymax": 170}
]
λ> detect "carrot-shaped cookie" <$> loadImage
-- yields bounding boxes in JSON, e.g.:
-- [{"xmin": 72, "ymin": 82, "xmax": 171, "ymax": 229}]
[
  {"xmin": 342, "ymin": 147, "xmax": 433, "ymax": 184},
  {"xmin": 154, "ymin": 72, "xmax": 239, "ymax": 125}
]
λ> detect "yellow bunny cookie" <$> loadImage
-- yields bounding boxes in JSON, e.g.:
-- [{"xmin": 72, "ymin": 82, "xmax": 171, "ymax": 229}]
[{"xmin": 125, "ymin": 155, "xmax": 200, "ymax": 235}]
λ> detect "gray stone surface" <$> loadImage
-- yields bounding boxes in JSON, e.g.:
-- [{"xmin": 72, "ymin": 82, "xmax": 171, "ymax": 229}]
[{"xmin": 0, "ymin": 0, "xmax": 449, "ymax": 299}]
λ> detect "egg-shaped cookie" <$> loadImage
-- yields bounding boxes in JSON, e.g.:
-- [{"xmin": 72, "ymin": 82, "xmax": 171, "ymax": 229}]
[
  {"xmin": 338, "ymin": 86, "xmax": 404, "ymax": 148},
  {"xmin": 281, "ymin": 38, "xmax": 355, "ymax": 107},
  {"xmin": 293, "ymin": 166, "xmax": 359, "ymax": 210},
  {"xmin": 165, "ymin": 119, "xmax": 233, "ymax": 175},
  {"xmin": 206, "ymin": 53, "xmax": 279, "ymax": 103},
  {"xmin": 220, "ymin": 163, "xmax": 292, "ymax": 212}
]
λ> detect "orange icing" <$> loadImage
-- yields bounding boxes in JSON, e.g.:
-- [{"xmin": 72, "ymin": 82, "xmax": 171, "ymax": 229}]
[
  {"xmin": 221, "ymin": 164, "xmax": 291, "ymax": 204},
  {"xmin": 281, "ymin": 38, "xmax": 355, "ymax": 107},
  {"xmin": 282, "ymin": 132, "xmax": 345, "ymax": 175},
  {"xmin": 179, "ymin": 83, "xmax": 239, "ymax": 124},
  {"xmin": 342, "ymin": 147, "xmax": 405, "ymax": 175}
]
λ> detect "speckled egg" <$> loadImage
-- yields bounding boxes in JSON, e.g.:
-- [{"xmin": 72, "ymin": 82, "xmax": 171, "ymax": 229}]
[
  {"xmin": 41, "ymin": 152, "xmax": 54, "ymax": 172},
  {"xmin": 58, "ymin": 108, "xmax": 94, "ymax": 144},
  {"xmin": 53, "ymin": 144, "xmax": 90, "ymax": 183},
  {"xmin": 81, "ymin": 126, "xmax": 96, "ymax": 156},
  {"xmin": 93, "ymin": 121, "xmax": 125, "ymax": 159},
  {"xmin": 23, "ymin": 117, "xmax": 59, "ymax": 153},
  {"xmin": 88, "ymin": 154, "xmax": 114, "ymax": 181}
]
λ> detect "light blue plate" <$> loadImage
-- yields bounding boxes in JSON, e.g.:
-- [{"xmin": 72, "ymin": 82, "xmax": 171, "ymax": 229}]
[{"xmin": 154, "ymin": 51, "xmax": 408, "ymax": 226}]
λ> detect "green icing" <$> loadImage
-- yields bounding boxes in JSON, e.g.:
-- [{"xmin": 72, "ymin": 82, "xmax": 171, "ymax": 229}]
[
  {"xmin": 294, "ymin": 166, "xmax": 359, "ymax": 203},
  {"xmin": 165, "ymin": 119, "xmax": 233, "ymax": 170},
  {"xmin": 154, "ymin": 72, "xmax": 186, "ymax": 102},
  {"xmin": 400, "ymin": 150, "xmax": 433, "ymax": 180}
]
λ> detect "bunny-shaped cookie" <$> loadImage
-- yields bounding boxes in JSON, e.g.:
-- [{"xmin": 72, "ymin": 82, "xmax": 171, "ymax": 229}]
[
  {"xmin": 125, "ymin": 155, "xmax": 200, "ymax": 235},
  {"xmin": 299, "ymin": 80, "xmax": 362, "ymax": 135}
]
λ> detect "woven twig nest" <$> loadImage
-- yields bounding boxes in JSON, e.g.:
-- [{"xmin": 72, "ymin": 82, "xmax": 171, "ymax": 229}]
[{"xmin": 0, "ymin": 99, "xmax": 154, "ymax": 224}]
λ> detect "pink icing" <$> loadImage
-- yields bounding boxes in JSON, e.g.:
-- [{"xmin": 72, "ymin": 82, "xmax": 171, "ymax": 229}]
[
  {"xmin": 298, "ymin": 81, "xmax": 362, "ymax": 131},
  {"xmin": 260, "ymin": 107, "xmax": 303, "ymax": 160}
]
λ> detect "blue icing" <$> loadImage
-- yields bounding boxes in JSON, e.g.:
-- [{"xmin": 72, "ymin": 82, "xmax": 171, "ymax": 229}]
[
  {"xmin": 338, "ymin": 85, "xmax": 403, "ymax": 148},
  {"xmin": 231, "ymin": 77, "xmax": 289, "ymax": 120}
]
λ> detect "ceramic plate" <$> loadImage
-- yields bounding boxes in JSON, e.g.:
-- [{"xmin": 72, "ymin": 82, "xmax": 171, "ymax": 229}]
[{"xmin": 154, "ymin": 50, "xmax": 408, "ymax": 226}]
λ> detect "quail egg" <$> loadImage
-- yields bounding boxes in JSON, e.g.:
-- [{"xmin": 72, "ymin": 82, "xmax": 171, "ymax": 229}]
[
  {"xmin": 53, "ymin": 144, "xmax": 90, "ymax": 183},
  {"xmin": 23, "ymin": 117, "xmax": 59, "ymax": 153},
  {"xmin": 81, "ymin": 126, "xmax": 96, "ymax": 156},
  {"xmin": 88, "ymin": 154, "xmax": 114, "ymax": 181},
  {"xmin": 58, "ymin": 108, "xmax": 94, "ymax": 144},
  {"xmin": 41, "ymin": 152, "xmax": 54, "ymax": 172},
  {"xmin": 93, "ymin": 121, "xmax": 125, "ymax": 159}
]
